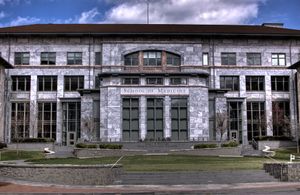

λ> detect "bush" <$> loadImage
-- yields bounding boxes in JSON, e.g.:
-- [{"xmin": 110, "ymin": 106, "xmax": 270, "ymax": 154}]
[
  {"xmin": 99, "ymin": 144, "xmax": 123, "ymax": 149},
  {"xmin": 221, "ymin": 141, "xmax": 239, "ymax": 147},
  {"xmin": 75, "ymin": 143, "xmax": 97, "ymax": 149},
  {"xmin": 194, "ymin": 143, "xmax": 217, "ymax": 149},
  {"xmin": 254, "ymin": 136, "xmax": 292, "ymax": 141},
  {"xmin": 0, "ymin": 142, "xmax": 7, "ymax": 149},
  {"xmin": 11, "ymin": 138, "xmax": 55, "ymax": 143}
]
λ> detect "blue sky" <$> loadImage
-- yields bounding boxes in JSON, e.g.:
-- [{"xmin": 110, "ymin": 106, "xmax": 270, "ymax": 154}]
[{"xmin": 0, "ymin": 0, "xmax": 299, "ymax": 29}]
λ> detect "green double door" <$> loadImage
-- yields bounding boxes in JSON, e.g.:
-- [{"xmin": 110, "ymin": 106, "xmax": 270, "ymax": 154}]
[
  {"xmin": 171, "ymin": 98, "xmax": 188, "ymax": 141},
  {"xmin": 146, "ymin": 98, "xmax": 164, "ymax": 140}
]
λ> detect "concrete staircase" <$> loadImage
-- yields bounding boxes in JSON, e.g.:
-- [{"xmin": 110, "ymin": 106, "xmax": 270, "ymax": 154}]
[{"xmin": 241, "ymin": 144, "xmax": 263, "ymax": 156}]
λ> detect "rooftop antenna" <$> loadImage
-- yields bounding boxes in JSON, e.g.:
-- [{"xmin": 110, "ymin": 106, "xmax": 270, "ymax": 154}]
[{"xmin": 146, "ymin": 0, "xmax": 149, "ymax": 24}]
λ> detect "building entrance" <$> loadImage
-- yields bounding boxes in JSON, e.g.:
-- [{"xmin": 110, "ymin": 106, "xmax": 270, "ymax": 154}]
[
  {"xmin": 171, "ymin": 98, "xmax": 188, "ymax": 140},
  {"xmin": 146, "ymin": 98, "xmax": 164, "ymax": 140}
]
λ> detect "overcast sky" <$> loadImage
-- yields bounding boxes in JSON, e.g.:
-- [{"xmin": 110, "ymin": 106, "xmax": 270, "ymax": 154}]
[{"xmin": 0, "ymin": 0, "xmax": 299, "ymax": 29}]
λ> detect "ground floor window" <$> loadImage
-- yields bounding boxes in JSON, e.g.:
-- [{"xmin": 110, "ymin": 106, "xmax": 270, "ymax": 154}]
[
  {"xmin": 247, "ymin": 102, "xmax": 266, "ymax": 140},
  {"xmin": 228, "ymin": 102, "xmax": 242, "ymax": 142},
  {"xmin": 38, "ymin": 102, "xmax": 56, "ymax": 140},
  {"xmin": 272, "ymin": 101, "xmax": 290, "ymax": 137},
  {"xmin": 11, "ymin": 102, "xmax": 30, "ymax": 139},
  {"xmin": 62, "ymin": 102, "xmax": 81, "ymax": 145},
  {"xmin": 171, "ymin": 98, "xmax": 188, "ymax": 140},
  {"xmin": 147, "ymin": 98, "xmax": 164, "ymax": 140},
  {"xmin": 122, "ymin": 98, "xmax": 139, "ymax": 141}
]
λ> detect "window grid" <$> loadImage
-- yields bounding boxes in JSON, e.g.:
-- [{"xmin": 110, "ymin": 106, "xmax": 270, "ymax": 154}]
[
  {"xmin": 67, "ymin": 52, "xmax": 82, "ymax": 65},
  {"xmin": 146, "ymin": 78, "xmax": 163, "ymax": 85},
  {"xmin": 202, "ymin": 53, "xmax": 209, "ymax": 66},
  {"xmin": 64, "ymin": 76, "xmax": 84, "ymax": 91},
  {"xmin": 123, "ymin": 78, "xmax": 140, "ymax": 85},
  {"xmin": 247, "ymin": 53, "xmax": 261, "ymax": 65},
  {"xmin": 247, "ymin": 102, "xmax": 266, "ymax": 140},
  {"xmin": 272, "ymin": 101, "xmax": 290, "ymax": 136},
  {"xmin": 38, "ymin": 76, "xmax": 57, "ymax": 91},
  {"xmin": 124, "ymin": 52, "xmax": 139, "ymax": 66},
  {"xmin": 166, "ymin": 52, "xmax": 180, "ymax": 66},
  {"xmin": 246, "ymin": 76, "xmax": 264, "ymax": 91},
  {"xmin": 41, "ymin": 52, "xmax": 56, "ymax": 65},
  {"xmin": 271, "ymin": 76, "xmax": 289, "ymax": 91},
  {"xmin": 95, "ymin": 52, "xmax": 102, "ymax": 65},
  {"xmin": 221, "ymin": 53, "xmax": 236, "ymax": 65},
  {"xmin": 11, "ymin": 76, "xmax": 31, "ymax": 91},
  {"xmin": 220, "ymin": 76, "xmax": 239, "ymax": 91},
  {"xmin": 143, "ymin": 51, "xmax": 162, "ymax": 66},
  {"xmin": 272, "ymin": 53, "xmax": 286, "ymax": 66},
  {"xmin": 122, "ymin": 98, "xmax": 139, "ymax": 141},
  {"xmin": 38, "ymin": 102, "xmax": 57, "ymax": 139},
  {"xmin": 15, "ymin": 52, "xmax": 30, "ymax": 65},
  {"xmin": 11, "ymin": 102, "xmax": 30, "ymax": 139},
  {"xmin": 170, "ymin": 78, "xmax": 187, "ymax": 85}
]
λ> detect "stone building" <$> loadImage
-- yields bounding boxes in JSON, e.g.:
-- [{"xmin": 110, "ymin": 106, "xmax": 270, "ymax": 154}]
[{"xmin": 0, "ymin": 23, "xmax": 299, "ymax": 145}]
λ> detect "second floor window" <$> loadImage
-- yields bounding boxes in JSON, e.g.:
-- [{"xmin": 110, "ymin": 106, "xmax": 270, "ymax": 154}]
[
  {"xmin": 272, "ymin": 53, "xmax": 286, "ymax": 66},
  {"xmin": 67, "ymin": 52, "xmax": 82, "ymax": 65},
  {"xmin": 41, "ymin": 52, "xmax": 56, "ymax": 65},
  {"xmin": 146, "ymin": 77, "xmax": 163, "ymax": 85},
  {"xmin": 220, "ymin": 76, "xmax": 239, "ymax": 91},
  {"xmin": 221, "ymin": 53, "xmax": 236, "ymax": 65},
  {"xmin": 38, "ymin": 76, "xmax": 57, "ymax": 91},
  {"xmin": 11, "ymin": 76, "xmax": 30, "ymax": 91},
  {"xmin": 123, "ymin": 78, "xmax": 140, "ymax": 85},
  {"xmin": 166, "ymin": 52, "xmax": 180, "ymax": 66},
  {"xmin": 170, "ymin": 78, "xmax": 187, "ymax": 85},
  {"xmin": 271, "ymin": 76, "xmax": 289, "ymax": 91},
  {"xmin": 124, "ymin": 52, "xmax": 139, "ymax": 66},
  {"xmin": 246, "ymin": 76, "xmax": 264, "ymax": 91},
  {"xmin": 247, "ymin": 53, "xmax": 261, "ymax": 65},
  {"xmin": 143, "ymin": 51, "xmax": 162, "ymax": 66},
  {"xmin": 64, "ymin": 76, "xmax": 84, "ymax": 91},
  {"xmin": 15, "ymin": 52, "xmax": 30, "ymax": 65}
]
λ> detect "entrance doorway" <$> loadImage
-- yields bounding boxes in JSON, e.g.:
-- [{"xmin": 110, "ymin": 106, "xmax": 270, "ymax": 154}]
[
  {"xmin": 171, "ymin": 98, "xmax": 188, "ymax": 140},
  {"xmin": 146, "ymin": 98, "xmax": 164, "ymax": 140},
  {"xmin": 122, "ymin": 98, "xmax": 139, "ymax": 141}
]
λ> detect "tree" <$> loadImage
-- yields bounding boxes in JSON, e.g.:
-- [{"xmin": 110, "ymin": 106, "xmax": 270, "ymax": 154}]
[
  {"xmin": 272, "ymin": 102, "xmax": 291, "ymax": 137},
  {"xmin": 215, "ymin": 109, "xmax": 228, "ymax": 144}
]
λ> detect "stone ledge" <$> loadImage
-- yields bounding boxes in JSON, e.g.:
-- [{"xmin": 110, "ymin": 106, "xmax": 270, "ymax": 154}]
[{"xmin": 264, "ymin": 162, "xmax": 300, "ymax": 181}]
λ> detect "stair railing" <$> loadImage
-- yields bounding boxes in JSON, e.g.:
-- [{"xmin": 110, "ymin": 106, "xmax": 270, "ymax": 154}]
[{"xmin": 252, "ymin": 138, "xmax": 258, "ymax": 150}]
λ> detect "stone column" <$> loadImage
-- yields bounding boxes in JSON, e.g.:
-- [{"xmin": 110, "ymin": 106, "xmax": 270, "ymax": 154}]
[
  {"xmin": 80, "ymin": 95, "xmax": 94, "ymax": 141},
  {"xmin": 265, "ymin": 75, "xmax": 273, "ymax": 136},
  {"xmin": 106, "ymin": 87, "xmax": 121, "ymax": 142},
  {"xmin": 140, "ymin": 96, "xmax": 146, "ymax": 140},
  {"xmin": 29, "ymin": 75, "xmax": 37, "ymax": 138},
  {"xmin": 56, "ymin": 75, "xmax": 64, "ymax": 144},
  {"xmin": 164, "ymin": 96, "xmax": 171, "ymax": 138},
  {"xmin": 100, "ymin": 87, "xmax": 108, "ymax": 141},
  {"xmin": 241, "ymin": 99, "xmax": 248, "ymax": 144},
  {"xmin": 0, "ymin": 68, "xmax": 5, "ymax": 142}
]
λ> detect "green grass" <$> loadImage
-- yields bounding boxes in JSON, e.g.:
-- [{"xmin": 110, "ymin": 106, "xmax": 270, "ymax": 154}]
[
  {"xmin": 0, "ymin": 150, "xmax": 45, "ymax": 161},
  {"xmin": 273, "ymin": 148, "xmax": 299, "ymax": 160},
  {"xmin": 28, "ymin": 155, "xmax": 271, "ymax": 172}
]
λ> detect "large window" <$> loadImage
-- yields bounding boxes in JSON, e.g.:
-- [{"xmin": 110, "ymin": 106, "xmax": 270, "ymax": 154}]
[
  {"xmin": 271, "ymin": 76, "xmax": 289, "ymax": 91},
  {"xmin": 95, "ymin": 52, "xmax": 102, "ymax": 65},
  {"xmin": 228, "ymin": 102, "xmax": 242, "ymax": 142},
  {"xmin": 143, "ymin": 51, "xmax": 162, "ymax": 66},
  {"xmin": 220, "ymin": 76, "xmax": 239, "ymax": 91},
  {"xmin": 123, "ymin": 78, "xmax": 139, "ymax": 85},
  {"xmin": 272, "ymin": 53, "xmax": 286, "ymax": 66},
  {"xmin": 122, "ymin": 98, "xmax": 139, "ymax": 141},
  {"xmin": 247, "ymin": 102, "xmax": 266, "ymax": 140},
  {"xmin": 146, "ymin": 77, "xmax": 163, "ymax": 85},
  {"xmin": 221, "ymin": 53, "xmax": 236, "ymax": 65},
  {"xmin": 41, "ymin": 52, "xmax": 56, "ymax": 65},
  {"xmin": 38, "ymin": 76, "xmax": 57, "ymax": 91},
  {"xmin": 11, "ymin": 76, "xmax": 30, "ymax": 91},
  {"xmin": 272, "ymin": 101, "xmax": 290, "ymax": 137},
  {"xmin": 38, "ymin": 102, "xmax": 56, "ymax": 139},
  {"xmin": 147, "ymin": 98, "xmax": 164, "ymax": 140},
  {"xmin": 62, "ymin": 102, "xmax": 81, "ymax": 145},
  {"xmin": 171, "ymin": 98, "xmax": 188, "ymax": 140},
  {"xmin": 64, "ymin": 76, "xmax": 84, "ymax": 91},
  {"xmin": 11, "ymin": 102, "xmax": 30, "ymax": 139},
  {"xmin": 124, "ymin": 52, "xmax": 139, "ymax": 66},
  {"xmin": 246, "ymin": 76, "xmax": 264, "ymax": 91},
  {"xmin": 166, "ymin": 52, "xmax": 180, "ymax": 66},
  {"xmin": 15, "ymin": 52, "xmax": 30, "ymax": 65},
  {"xmin": 247, "ymin": 53, "xmax": 261, "ymax": 65},
  {"xmin": 67, "ymin": 52, "xmax": 82, "ymax": 65}
]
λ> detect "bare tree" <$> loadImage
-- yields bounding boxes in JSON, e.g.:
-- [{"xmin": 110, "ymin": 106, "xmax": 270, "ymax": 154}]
[
  {"xmin": 272, "ymin": 103, "xmax": 291, "ymax": 137},
  {"xmin": 216, "ymin": 110, "xmax": 228, "ymax": 144}
]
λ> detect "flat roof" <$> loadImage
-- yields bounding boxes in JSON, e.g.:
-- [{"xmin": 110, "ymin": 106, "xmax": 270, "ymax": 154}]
[{"xmin": 0, "ymin": 24, "xmax": 300, "ymax": 37}]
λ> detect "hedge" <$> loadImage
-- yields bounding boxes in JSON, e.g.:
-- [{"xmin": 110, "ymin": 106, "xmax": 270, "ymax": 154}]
[
  {"xmin": 221, "ymin": 141, "xmax": 239, "ymax": 147},
  {"xmin": 75, "ymin": 143, "xmax": 98, "ymax": 149},
  {"xmin": 11, "ymin": 138, "xmax": 55, "ymax": 143},
  {"xmin": 99, "ymin": 144, "xmax": 123, "ymax": 149},
  {"xmin": 0, "ymin": 142, "xmax": 7, "ymax": 149},
  {"xmin": 194, "ymin": 143, "xmax": 217, "ymax": 149}
]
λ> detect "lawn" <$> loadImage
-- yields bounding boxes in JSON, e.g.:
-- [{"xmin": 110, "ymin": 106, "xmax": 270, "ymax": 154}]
[{"xmin": 0, "ymin": 150, "xmax": 44, "ymax": 161}]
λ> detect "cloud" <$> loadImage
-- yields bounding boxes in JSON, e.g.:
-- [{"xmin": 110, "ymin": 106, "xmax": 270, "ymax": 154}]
[
  {"xmin": 10, "ymin": 16, "xmax": 40, "ymax": 26},
  {"xmin": 0, "ymin": 0, "xmax": 30, "ymax": 6},
  {"xmin": 103, "ymin": 0, "xmax": 265, "ymax": 24},
  {"xmin": 78, "ymin": 7, "xmax": 99, "ymax": 23},
  {"xmin": 0, "ymin": 11, "xmax": 5, "ymax": 19}
]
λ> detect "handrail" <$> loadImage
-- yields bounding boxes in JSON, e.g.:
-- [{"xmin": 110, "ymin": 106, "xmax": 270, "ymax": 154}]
[{"xmin": 252, "ymin": 138, "xmax": 258, "ymax": 150}]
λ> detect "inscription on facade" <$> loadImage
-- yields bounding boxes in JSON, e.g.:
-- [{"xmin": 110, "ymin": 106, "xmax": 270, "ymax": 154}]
[{"xmin": 121, "ymin": 88, "xmax": 189, "ymax": 95}]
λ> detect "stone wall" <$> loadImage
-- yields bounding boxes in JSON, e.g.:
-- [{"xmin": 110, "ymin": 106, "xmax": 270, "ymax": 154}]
[
  {"xmin": 0, "ymin": 67, "xmax": 5, "ymax": 142},
  {"xmin": 264, "ymin": 162, "xmax": 300, "ymax": 181},
  {"xmin": 258, "ymin": 141, "xmax": 296, "ymax": 150},
  {"xmin": 0, "ymin": 163, "xmax": 123, "ymax": 185}
]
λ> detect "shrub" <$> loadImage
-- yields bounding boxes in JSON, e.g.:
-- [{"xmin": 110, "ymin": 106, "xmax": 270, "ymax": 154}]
[
  {"xmin": 0, "ymin": 142, "xmax": 7, "ymax": 149},
  {"xmin": 11, "ymin": 138, "xmax": 55, "ymax": 143},
  {"xmin": 254, "ymin": 136, "xmax": 292, "ymax": 141},
  {"xmin": 99, "ymin": 144, "xmax": 122, "ymax": 149},
  {"xmin": 194, "ymin": 143, "xmax": 217, "ymax": 149},
  {"xmin": 221, "ymin": 141, "xmax": 239, "ymax": 147},
  {"xmin": 75, "ymin": 143, "xmax": 97, "ymax": 148}
]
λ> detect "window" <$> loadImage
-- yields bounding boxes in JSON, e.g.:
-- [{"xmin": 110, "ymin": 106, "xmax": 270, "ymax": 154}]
[
  {"xmin": 247, "ymin": 102, "xmax": 266, "ymax": 140},
  {"xmin": 271, "ymin": 76, "xmax": 289, "ymax": 91},
  {"xmin": 272, "ymin": 53, "xmax": 286, "ymax": 66},
  {"xmin": 221, "ymin": 53, "xmax": 236, "ymax": 65},
  {"xmin": 171, "ymin": 98, "xmax": 188, "ymax": 140},
  {"xmin": 122, "ymin": 98, "xmax": 139, "ymax": 141},
  {"xmin": 202, "ymin": 53, "xmax": 209, "ymax": 66},
  {"xmin": 64, "ymin": 76, "xmax": 84, "ymax": 91},
  {"xmin": 123, "ymin": 78, "xmax": 139, "ymax": 85},
  {"xmin": 272, "ymin": 101, "xmax": 290, "ymax": 136},
  {"xmin": 11, "ymin": 102, "xmax": 30, "ymax": 139},
  {"xmin": 228, "ymin": 102, "xmax": 242, "ymax": 142},
  {"xmin": 170, "ymin": 78, "xmax": 187, "ymax": 85},
  {"xmin": 11, "ymin": 76, "xmax": 30, "ymax": 91},
  {"xmin": 15, "ymin": 52, "xmax": 29, "ymax": 65},
  {"xmin": 247, "ymin": 53, "xmax": 261, "ymax": 65},
  {"xmin": 166, "ymin": 52, "xmax": 180, "ymax": 66},
  {"xmin": 147, "ymin": 98, "xmax": 164, "ymax": 140},
  {"xmin": 95, "ymin": 52, "xmax": 101, "ymax": 65},
  {"xmin": 38, "ymin": 102, "xmax": 56, "ymax": 139},
  {"xmin": 67, "ymin": 52, "xmax": 82, "ymax": 65},
  {"xmin": 41, "ymin": 52, "xmax": 56, "ymax": 65},
  {"xmin": 246, "ymin": 76, "xmax": 264, "ymax": 91},
  {"xmin": 124, "ymin": 52, "xmax": 139, "ymax": 66},
  {"xmin": 62, "ymin": 102, "xmax": 81, "ymax": 145},
  {"xmin": 146, "ymin": 78, "xmax": 163, "ymax": 85},
  {"xmin": 220, "ymin": 76, "xmax": 239, "ymax": 91},
  {"xmin": 38, "ymin": 76, "xmax": 57, "ymax": 91},
  {"xmin": 143, "ymin": 51, "xmax": 162, "ymax": 66}
]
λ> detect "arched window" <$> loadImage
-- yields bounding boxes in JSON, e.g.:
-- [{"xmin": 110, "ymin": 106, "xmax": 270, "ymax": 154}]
[{"xmin": 124, "ymin": 50, "xmax": 181, "ymax": 66}]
